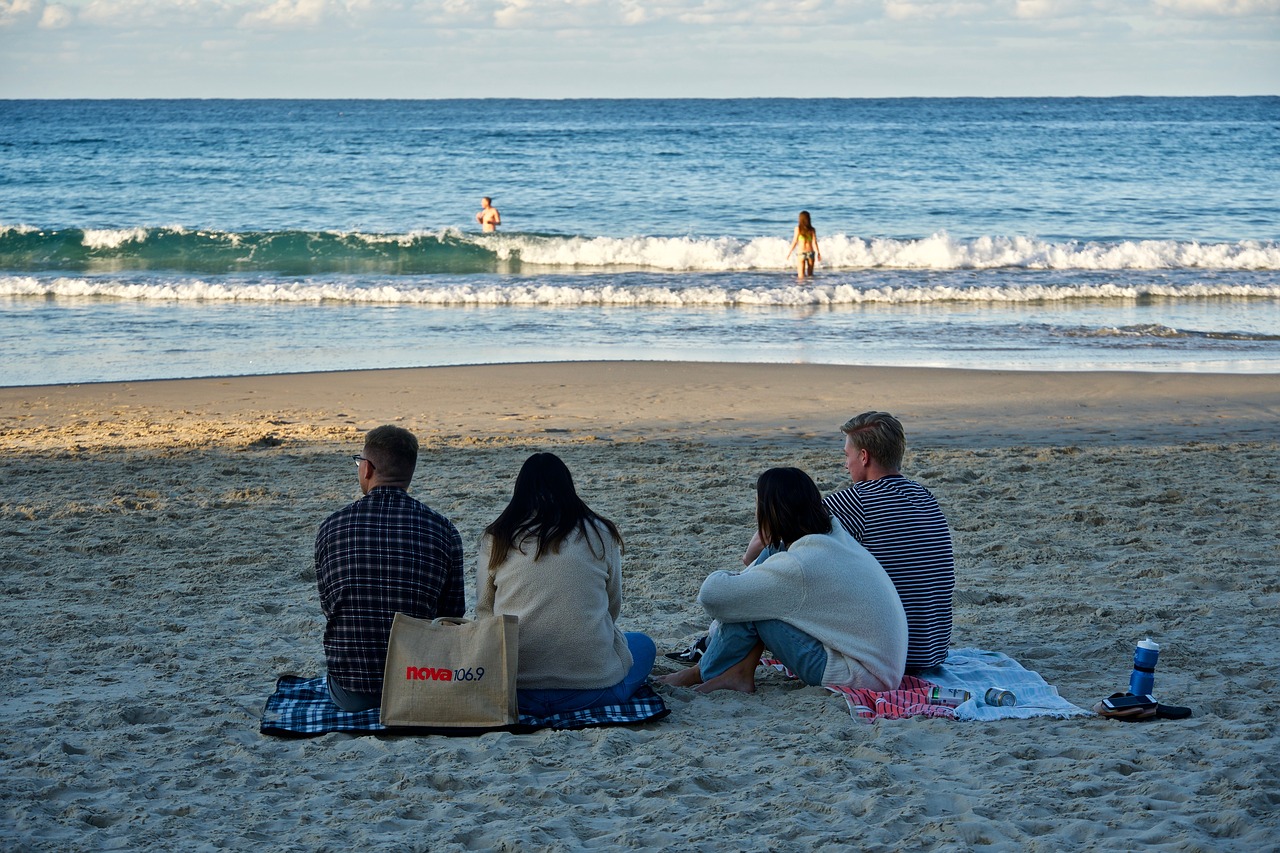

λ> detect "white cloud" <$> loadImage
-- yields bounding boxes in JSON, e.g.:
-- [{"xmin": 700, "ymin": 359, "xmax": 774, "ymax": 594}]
[
  {"xmin": 669, "ymin": 0, "xmax": 797, "ymax": 26},
  {"xmin": 0, "ymin": 0, "xmax": 41, "ymax": 27},
  {"xmin": 407, "ymin": 0, "xmax": 835, "ymax": 30},
  {"xmin": 883, "ymin": 1, "xmax": 990, "ymax": 22},
  {"xmin": 75, "ymin": 0, "xmax": 233, "ymax": 28},
  {"xmin": 33, "ymin": 0, "xmax": 405, "ymax": 31},
  {"xmin": 1013, "ymin": 0, "xmax": 1115, "ymax": 21},
  {"xmin": 39, "ymin": 2, "xmax": 71, "ymax": 26},
  {"xmin": 1014, "ymin": 0, "xmax": 1057, "ymax": 18},
  {"xmin": 3, "ymin": 0, "xmax": 1276, "ymax": 34},
  {"xmin": 1, "ymin": 0, "xmax": 1276, "ymax": 96},
  {"xmin": 492, "ymin": 0, "xmax": 531, "ymax": 27},
  {"xmin": 1153, "ymin": 0, "xmax": 1280, "ymax": 14},
  {"xmin": 240, "ymin": 0, "xmax": 331, "ymax": 27},
  {"xmin": 0, "ymin": 0, "xmax": 74, "ymax": 29},
  {"xmin": 619, "ymin": 0, "xmax": 646, "ymax": 23}
]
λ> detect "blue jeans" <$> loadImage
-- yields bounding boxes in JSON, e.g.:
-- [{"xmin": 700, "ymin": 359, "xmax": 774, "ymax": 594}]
[
  {"xmin": 753, "ymin": 544, "xmax": 782, "ymax": 565},
  {"xmin": 517, "ymin": 632, "xmax": 657, "ymax": 717},
  {"xmin": 699, "ymin": 619, "xmax": 828, "ymax": 687}
]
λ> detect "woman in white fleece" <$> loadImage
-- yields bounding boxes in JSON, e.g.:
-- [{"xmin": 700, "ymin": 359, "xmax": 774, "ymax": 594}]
[
  {"xmin": 477, "ymin": 452, "xmax": 656, "ymax": 715},
  {"xmin": 659, "ymin": 467, "xmax": 907, "ymax": 695}
]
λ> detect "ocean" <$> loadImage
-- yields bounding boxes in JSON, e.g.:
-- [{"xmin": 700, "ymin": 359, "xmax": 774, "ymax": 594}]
[{"xmin": 2, "ymin": 97, "xmax": 1278, "ymax": 386}]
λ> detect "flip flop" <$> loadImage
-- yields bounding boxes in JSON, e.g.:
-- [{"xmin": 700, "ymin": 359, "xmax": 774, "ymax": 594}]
[
  {"xmin": 1093, "ymin": 692, "xmax": 1192, "ymax": 721},
  {"xmin": 1094, "ymin": 700, "xmax": 1158, "ymax": 720}
]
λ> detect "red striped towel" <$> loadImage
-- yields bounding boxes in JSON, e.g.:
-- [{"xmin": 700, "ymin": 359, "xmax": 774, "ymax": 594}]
[{"xmin": 760, "ymin": 657, "xmax": 956, "ymax": 721}]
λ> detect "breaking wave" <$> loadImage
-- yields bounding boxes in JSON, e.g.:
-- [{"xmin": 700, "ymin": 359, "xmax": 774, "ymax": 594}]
[
  {"xmin": 3, "ymin": 274, "xmax": 1277, "ymax": 306},
  {"xmin": 2, "ymin": 225, "xmax": 1278, "ymax": 275}
]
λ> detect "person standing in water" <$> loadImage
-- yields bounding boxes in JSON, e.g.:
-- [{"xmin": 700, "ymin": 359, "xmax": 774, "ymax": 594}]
[
  {"xmin": 786, "ymin": 210, "xmax": 821, "ymax": 280},
  {"xmin": 476, "ymin": 197, "xmax": 501, "ymax": 232}
]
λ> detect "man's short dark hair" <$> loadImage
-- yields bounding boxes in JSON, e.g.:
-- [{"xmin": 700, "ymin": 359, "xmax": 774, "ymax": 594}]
[
  {"xmin": 363, "ymin": 425, "xmax": 418, "ymax": 484},
  {"xmin": 841, "ymin": 411, "xmax": 906, "ymax": 470}
]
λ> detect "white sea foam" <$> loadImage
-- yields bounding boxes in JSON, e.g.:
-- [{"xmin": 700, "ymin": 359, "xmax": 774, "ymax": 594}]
[
  {"xmin": 80, "ymin": 228, "xmax": 151, "ymax": 250},
  {"xmin": 4, "ymin": 275, "xmax": 1278, "ymax": 307},
  {"xmin": 10, "ymin": 228, "xmax": 1267, "ymax": 272},
  {"xmin": 474, "ymin": 232, "xmax": 1280, "ymax": 272}
]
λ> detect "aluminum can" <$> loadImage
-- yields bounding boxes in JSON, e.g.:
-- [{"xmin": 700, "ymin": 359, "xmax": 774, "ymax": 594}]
[
  {"xmin": 984, "ymin": 688, "xmax": 1017, "ymax": 706},
  {"xmin": 927, "ymin": 687, "xmax": 971, "ymax": 707}
]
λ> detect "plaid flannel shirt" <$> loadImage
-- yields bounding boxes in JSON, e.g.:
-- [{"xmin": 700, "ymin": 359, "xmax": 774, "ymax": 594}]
[{"xmin": 316, "ymin": 487, "xmax": 465, "ymax": 695}]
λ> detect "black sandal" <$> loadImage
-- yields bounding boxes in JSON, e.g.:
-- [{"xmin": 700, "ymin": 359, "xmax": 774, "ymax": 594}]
[
  {"xmin": 1093, "ymin": 692, "xmax": 1192, "ymax": 721},
  {"xmin": 664, "ymin": 635, "xmax": 708, "ymax": 665}
]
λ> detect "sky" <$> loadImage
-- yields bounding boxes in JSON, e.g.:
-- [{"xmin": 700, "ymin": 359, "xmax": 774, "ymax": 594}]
[{"xmin": 0, "ymin": 0, "xmax": 1277, "ymax": 98}]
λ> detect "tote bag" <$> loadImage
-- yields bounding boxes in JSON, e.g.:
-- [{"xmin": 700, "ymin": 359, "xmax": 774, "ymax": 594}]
[{"xmin": 380, "ymin": 613, "xmax": 519, "ymax": 728}]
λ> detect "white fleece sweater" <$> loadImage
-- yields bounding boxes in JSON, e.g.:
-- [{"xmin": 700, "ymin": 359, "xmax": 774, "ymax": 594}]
[
  {"xmin": 697, "ymin": 520, "xmax": 907, "ymax": 690},
  {"xmin": 476, "ymin": 520, "xmax": 633, "ymax": 690}
]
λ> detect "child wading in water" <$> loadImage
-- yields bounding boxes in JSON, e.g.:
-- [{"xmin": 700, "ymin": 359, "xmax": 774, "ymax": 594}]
[{"xmin": 786, "ymin": 210, "xmax": 821, "ymax": 281}]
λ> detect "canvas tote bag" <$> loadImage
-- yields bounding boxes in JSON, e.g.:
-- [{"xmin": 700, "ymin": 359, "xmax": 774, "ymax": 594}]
[{"xmin": 380, "ymin": 613, "xmax": 519, "ymax": 728}]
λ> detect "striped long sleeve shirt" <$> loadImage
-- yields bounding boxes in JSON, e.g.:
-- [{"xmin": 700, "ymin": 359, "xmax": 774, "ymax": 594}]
[{"xmin": 823, "ymin": 476, "xmax": 955, "ymax": 670}]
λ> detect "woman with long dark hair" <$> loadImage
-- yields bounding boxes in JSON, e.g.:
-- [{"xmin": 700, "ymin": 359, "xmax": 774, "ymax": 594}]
[
  {"xmin": 477, "ymin": 452, "xmax": 655, "ymax": 715},
  {"xmin": 785, "ymin": 210, "xmax": 821, "ymax": 280},
  {"xmin": 659, "ymin": 467, "xmax": 906, "ymax": 695}
]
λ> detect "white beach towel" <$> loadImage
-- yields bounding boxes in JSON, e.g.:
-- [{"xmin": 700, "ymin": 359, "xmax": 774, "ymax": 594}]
[{"xmin": 924, "ymin": 648, "xmax": 1092, "ymax": 720}]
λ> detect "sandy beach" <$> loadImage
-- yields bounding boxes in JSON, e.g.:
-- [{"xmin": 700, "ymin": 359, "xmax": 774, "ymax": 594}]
[{"xmin": 2, "ymin": 362, "xmax": 1277, "ymax": 851}]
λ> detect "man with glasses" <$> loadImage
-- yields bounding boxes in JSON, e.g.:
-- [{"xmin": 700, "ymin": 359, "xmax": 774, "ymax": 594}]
[{"xmin": 315, "ymin": 425, "xmax": 465, "ymax": 712}]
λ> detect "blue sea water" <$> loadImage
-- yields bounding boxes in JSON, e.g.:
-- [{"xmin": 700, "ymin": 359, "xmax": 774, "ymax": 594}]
[{"xmin": 2, "ymin": 97, "xmax": 1278, "ymax": 386}]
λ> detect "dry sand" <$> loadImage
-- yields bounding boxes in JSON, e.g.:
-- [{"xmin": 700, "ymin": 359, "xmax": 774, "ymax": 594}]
[{"xmin": 1, "ymin": 362, "xmax": 1277, "ymax": 851}]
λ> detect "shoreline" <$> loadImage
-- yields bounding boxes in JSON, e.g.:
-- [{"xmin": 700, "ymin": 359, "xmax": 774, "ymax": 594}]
[{"xmin": 4, "ymin": 361, "xmax": 1279, "ymax": 452}]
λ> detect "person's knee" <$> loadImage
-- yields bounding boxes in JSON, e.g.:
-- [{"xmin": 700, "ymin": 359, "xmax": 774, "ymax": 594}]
[
  {"xmin": 625, "ymin": 632, "xmax": 657, "ymax": 677},
  {"xmin": 625, "ymin": 632, "xmax": 657, "ymax": 659}
]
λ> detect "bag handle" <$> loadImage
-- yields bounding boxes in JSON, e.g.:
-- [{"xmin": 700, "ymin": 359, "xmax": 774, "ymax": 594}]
[{"xmin": 431, "ymin": 616, "xmax": 472, "ymax": 627}]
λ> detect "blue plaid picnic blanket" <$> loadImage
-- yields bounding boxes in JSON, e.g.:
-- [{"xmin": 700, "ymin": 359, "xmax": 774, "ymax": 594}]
[{"xmin": 260, "ymin": 675, "xmax": 670, "ymax": 737}]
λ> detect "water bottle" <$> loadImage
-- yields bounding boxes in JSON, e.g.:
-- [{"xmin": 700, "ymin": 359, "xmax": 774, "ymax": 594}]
[{"xmin": 1128, "ymin": 638, "xmax": 1160, "ymax": 697}]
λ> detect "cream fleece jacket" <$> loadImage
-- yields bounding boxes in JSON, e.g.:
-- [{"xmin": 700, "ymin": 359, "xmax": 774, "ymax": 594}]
[
  {"xmin": 476, "ymin": 520, "xmax": 633, "ymax": 690},
  {"xmin": 697, "ymin": 520, "xmax": 907, "ymax": 690}
]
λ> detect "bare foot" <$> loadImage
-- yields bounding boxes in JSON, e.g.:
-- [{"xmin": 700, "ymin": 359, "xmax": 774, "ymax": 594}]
[
  {"xmin": 655, "ymin": 665, "xmax": 703, "ymax": 688},
  {"xmin": 693, "ymin": 641, "xmax": 763, "ymax": 694},
  {"xmin": 694, "ymin": 668, "xmax": 757, "ymax": 694}
]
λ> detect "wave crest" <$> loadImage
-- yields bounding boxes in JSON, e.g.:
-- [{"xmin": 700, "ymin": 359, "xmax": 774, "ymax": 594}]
[
  {"xmin": 0, "ymin": 225, "xmax": 1277, "ymax": 274},
  {"xmin": 4, "ymin": 275, "xmax": 1278, "ymax": 306}
]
